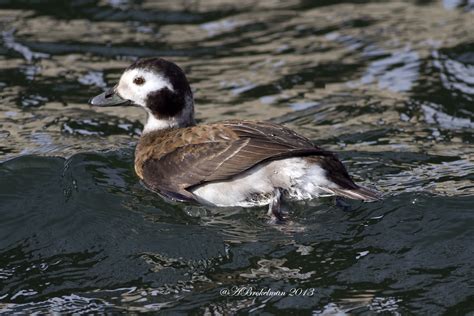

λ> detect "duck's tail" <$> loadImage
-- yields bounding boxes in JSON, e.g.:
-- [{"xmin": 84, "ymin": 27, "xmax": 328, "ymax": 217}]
[{"xmin": 330, "ymin": 185, "xmax": 382, "ymax": 202}]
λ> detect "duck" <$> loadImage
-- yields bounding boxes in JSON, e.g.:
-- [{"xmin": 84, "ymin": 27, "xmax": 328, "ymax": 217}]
[{"xmin": 89, "ymin": 57, "xmax": 380, "ymax": 221}]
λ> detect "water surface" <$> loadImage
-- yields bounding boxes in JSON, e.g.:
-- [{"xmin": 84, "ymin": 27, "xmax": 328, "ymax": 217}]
[{"xmin": 0, "ymin": 0, "xmax": 473, "ymax": 314}]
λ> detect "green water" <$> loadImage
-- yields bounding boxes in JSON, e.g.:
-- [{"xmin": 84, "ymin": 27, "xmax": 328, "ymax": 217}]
[{"xmin": 0, "ymin": 0, "xmax": 473, "ymax": 314}]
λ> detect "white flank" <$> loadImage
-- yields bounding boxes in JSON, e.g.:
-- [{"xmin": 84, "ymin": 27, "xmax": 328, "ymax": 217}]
[{"xmin": 191, "ymin": 157, "xmax": 338, "ymax": 207}]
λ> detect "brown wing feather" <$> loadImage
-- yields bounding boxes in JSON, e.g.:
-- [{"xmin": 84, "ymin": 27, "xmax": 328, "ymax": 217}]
[
  {"xmin": 221, "ymin": 120, "xmax": 315, "ymax": 148},
  {"xmin": 138, "ymin": 120, "xmax": 334, "ymax": 200}
]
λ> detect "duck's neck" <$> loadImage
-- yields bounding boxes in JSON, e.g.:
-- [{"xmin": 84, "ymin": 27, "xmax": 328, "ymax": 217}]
[{"xmin": 142, "ymin": 103, "xmax": 195, "ymax": 135}]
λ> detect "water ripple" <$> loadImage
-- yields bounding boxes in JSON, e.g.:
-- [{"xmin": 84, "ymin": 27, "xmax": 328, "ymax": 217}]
[{"xmin": 0, "ymin": 1, "xmax": 473, "ymax": 314}]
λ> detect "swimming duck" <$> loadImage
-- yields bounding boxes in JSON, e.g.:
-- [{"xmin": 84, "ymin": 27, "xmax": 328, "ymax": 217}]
[{"xmin": 89, "ymin": 57, "xmax": 379, "ymax": 221}]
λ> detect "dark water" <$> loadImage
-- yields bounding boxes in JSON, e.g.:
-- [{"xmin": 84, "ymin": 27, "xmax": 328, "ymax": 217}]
[{"xmin": 0, "ymin": 0, "xmax": 473, "ymax": 314}]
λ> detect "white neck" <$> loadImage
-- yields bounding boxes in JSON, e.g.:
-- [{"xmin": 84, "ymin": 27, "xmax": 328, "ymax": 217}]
[
  {"xmin": 141, "ymin": 94, "xmax": 195, "ymax": 134},
  {"xmin": 143, "ymin": 115, "xmax": 178, "ymax": 134}
]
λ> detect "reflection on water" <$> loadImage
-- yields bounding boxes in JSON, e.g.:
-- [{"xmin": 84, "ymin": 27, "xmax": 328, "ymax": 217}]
[
  {"xmin": 0, "ymin": 0, "xmax": 473, "ymax": 314},
  {"xmin": 359, "ymin": 47, "xmax": 420, "ymax": 92}
]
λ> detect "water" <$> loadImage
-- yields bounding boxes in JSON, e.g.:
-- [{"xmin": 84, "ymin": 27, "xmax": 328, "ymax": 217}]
[{"xmin": 0, "ymin": 0, "xmax": 473, "ymax": 314}]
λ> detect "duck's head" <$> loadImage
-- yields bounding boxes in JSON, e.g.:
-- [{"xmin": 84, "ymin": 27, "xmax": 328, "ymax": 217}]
[{"xmin": 89, "ymin": 57, "xmax": 195, "ymax": 134}]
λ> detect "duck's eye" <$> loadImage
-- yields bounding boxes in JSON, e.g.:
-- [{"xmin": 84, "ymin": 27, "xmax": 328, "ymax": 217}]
[{"xmin": 133, "ymin": 76, "xmax": 145, "ymax": 85}]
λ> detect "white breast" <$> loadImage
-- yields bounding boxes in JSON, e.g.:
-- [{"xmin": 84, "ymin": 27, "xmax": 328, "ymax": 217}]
[{"xmin": 190, "ymin": 157, "xmax": 337, "ymax": 207}]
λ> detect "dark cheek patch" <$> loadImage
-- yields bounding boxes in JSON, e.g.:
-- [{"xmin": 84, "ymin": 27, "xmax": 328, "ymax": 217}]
[{"xmin": 146, "ymin": 87, "xmax": 185, "ymax": 118}]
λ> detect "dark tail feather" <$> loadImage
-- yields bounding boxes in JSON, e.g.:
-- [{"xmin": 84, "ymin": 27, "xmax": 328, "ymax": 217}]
[{"xmin": 331, "ymin": 186, "xmax": 382, "ymax": 202}]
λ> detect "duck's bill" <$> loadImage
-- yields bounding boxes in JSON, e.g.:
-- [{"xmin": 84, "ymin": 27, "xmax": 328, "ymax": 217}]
[{"xmin": 89, "ymin": 87, "xmax": 131, "ymax": 107}]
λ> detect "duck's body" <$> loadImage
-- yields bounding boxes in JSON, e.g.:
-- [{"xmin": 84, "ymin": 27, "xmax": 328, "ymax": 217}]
[
  {"xmin": 90, "ymin": 57, "xmax": 379, "ymax": 220},
  {"xmin": 135, "ymin": 119, "xmax": 376, "ymax": 207}
]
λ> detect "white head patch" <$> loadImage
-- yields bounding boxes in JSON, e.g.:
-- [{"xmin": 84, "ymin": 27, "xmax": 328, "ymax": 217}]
[{"xmin": 116, "ymin": 68, "xmax": 174, "ymax": 107}]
